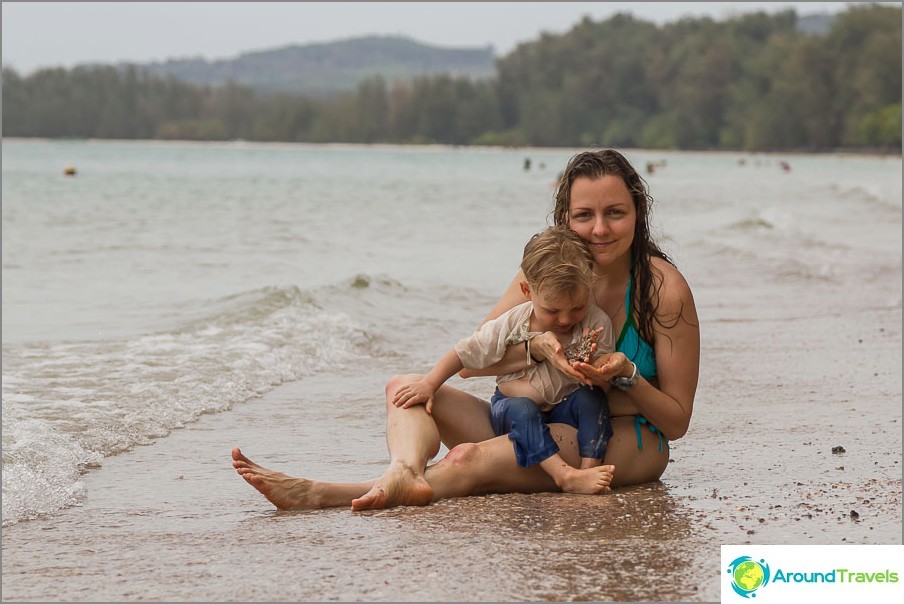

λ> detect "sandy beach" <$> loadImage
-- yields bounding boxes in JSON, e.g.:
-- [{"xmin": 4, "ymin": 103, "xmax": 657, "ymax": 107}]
[{"xmin": 2, "ymin": 301, "xmax": 900, "ymax": 602}]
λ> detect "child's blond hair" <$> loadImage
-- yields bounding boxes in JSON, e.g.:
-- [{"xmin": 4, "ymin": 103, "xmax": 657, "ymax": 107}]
[{"xmin": 520, "ymin": 226, "xmax": 595, "ymax": 300}]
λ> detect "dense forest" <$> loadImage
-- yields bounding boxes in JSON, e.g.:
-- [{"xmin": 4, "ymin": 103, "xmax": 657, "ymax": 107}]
[{"xmin": 2, "ymin": 5, "xmax": 901, "ymax": 151}]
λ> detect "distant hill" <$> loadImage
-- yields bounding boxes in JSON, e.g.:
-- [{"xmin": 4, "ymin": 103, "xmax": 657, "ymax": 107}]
[
  {"xmin": 796, "ymin": 13, "xmax": 836, "ymax": 35},
  {"xmin": 139, "ymin": 35, "xmax": 496, "ymax": 97}
]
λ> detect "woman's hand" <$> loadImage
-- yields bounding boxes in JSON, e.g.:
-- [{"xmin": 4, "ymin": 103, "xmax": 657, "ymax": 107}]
[
  {"xmin": 529, "ymin": 331, "xmax": 593, "ymax": 386},
  {"xmin": 573, "ymin": 351, "xmax": 632, "ymax": 388}
]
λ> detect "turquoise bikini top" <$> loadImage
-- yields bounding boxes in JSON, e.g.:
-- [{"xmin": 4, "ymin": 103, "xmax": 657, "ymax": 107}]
[
  {"xmin": 615, "ymin": 275, "xmax": 657, "ymax": 380},
  {"xmin": 615, "ymin": 274, "xmax": 665, "ymax": 453}
]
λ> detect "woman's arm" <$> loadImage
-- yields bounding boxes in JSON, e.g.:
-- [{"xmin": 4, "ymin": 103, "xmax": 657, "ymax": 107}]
[{"xmin": 575, "ymin": 263, "xmax": 700, "ymax": 440}]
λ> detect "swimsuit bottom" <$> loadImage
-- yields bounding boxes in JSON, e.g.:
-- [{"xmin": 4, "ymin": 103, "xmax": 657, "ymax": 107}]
[{"xmin": 635, "ymin": 415, "xmax": 668, "ymax": 453}]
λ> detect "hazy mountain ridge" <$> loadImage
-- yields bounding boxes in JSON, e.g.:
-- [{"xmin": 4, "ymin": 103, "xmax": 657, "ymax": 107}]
[
  {"xmin": 140, "ymin": 35, "xmax": 496, "ymax": 96},
  {"xmin": 796, "ymin": 13, "xmax": 836, "ymax": 35}
]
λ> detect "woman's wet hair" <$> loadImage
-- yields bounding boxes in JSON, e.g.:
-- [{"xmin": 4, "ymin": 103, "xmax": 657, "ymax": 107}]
[{"xmin": 551, "ymin": 149, "xmax": 675, "ymax": 344}]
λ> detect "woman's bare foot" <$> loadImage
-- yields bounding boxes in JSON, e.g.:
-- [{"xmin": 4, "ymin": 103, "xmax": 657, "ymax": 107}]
[
  {"xmin": 350, "ymin": 461, "xmax": 433, "ymax": 511},
  {"xmin": 555, "ymin": 464, "xmax": 615, "ymax": 495},
  {"xmin": 232, "ymin": 447, "xmax": 370, "ymax": 510}
]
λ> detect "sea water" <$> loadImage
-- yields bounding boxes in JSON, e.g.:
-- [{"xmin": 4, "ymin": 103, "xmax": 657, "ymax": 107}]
[{"xmin": 2, "ymin": 138, "xmax": 901, "ymax": 527}]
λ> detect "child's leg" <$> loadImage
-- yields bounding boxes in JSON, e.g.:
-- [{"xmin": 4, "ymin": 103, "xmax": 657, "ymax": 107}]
[
  {"xmin": 580, "ymin": 457, "xmax": 603, "ymax": 469},
  {"xmin": 549, "ymin": 386, "xmax": 614, "ymax": 469},
  {"xmin": 489, "ymin": 392, "xmax": 559, "ymax": 467},
  {"xmin": 538, "ymin": 452, "xmax": 614, "ymax": 495},
  {"xmin": 490, "ymin": 391, "xmax": 613, "ymax": 495}
]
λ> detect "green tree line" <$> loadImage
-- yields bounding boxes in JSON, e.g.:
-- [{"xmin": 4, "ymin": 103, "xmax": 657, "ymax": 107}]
[{"xmin": 3, "ymin": 5, "xmax": 900, "ymax": 151}]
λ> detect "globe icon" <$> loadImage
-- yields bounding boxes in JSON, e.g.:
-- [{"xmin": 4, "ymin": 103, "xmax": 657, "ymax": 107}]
[{"xmin": 733, "ymin": 560, "xmax": 765, "ymax": 592}]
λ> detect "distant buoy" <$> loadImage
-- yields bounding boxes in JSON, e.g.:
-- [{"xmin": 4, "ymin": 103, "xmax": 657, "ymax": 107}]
[{"xmin": 63, "ymin": 166, "xmax": 77, "ymax": 176}]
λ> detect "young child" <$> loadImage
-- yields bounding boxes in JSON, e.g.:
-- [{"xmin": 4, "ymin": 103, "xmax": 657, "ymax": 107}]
[{"xmin": 393, "ymin": 226, "xmax": 615, "ymax": 494}]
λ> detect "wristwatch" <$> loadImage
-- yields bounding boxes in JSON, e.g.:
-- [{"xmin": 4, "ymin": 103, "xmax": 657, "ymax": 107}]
[{"xmin": 611, "ymin": 361, "xmax": 639, "ymax": 391}]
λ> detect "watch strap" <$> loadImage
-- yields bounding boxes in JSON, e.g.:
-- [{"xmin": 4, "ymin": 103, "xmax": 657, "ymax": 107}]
[{"xmin": 611, "ymin": 361, "xmax": 638, "ymax": 391}]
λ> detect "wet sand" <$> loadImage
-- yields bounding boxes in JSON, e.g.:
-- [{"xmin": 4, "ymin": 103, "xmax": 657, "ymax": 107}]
[{"xmin": 2, "ymin": 306, "xmax": 901, "ymax": 602}]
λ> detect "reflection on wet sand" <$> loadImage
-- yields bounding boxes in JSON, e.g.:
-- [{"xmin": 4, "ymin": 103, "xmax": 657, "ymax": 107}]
[{"xmin": 395, "ymin": 482, "xmax": 715, "ymax": 602}]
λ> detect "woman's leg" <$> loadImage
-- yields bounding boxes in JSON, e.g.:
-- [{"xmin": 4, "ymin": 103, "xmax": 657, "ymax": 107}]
[
  {"xmin": 232, "ymin": 384, "xmax": 669, "ymax": 510},
  {"xmin": 232, "ymin": 447, "xmax": 373, "ymax": 508},
  {"xmin": 422, "ymin": 415, "xmax": 669, "ymax": 500},
  {"xmin": 349, "ymin": 374, "xmax": 442, "ymax": 510},
  {"xmin": 425, "ymin": 434, "xmax": 557, "ymax": 500},
  {"xmin": 428, "ymin": 380, "xmax": 497, "ymax": 448},
  {"xmin": 233, "ymin": 374, "xmax": 498, "ymax": 510},
  {"xmin": 603, "ymin": 416, "xmax": 670, "ymax": 487}
]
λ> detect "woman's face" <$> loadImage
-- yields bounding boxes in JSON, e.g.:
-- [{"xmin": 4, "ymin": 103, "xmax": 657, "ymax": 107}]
[{"xmin": 566, "ymin": 175, "xmax": 636, "ymax": 268}]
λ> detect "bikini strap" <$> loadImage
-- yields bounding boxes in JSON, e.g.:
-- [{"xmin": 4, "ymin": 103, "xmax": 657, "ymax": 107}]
[
  {"xmin": 634, "ymin": 415, "xmax": 667, "ymax": 453},
  {"xmin": 624, "ymin": 274, "xmax": 634, "ymax": 327},
  {"xmin": 615, "ymin": 274, "xmax": 634, "ymax": 348}
]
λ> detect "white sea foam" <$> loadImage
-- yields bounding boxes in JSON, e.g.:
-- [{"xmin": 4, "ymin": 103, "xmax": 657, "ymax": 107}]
[{"xmin": 1, "ymin": 285, "xmax": 372, "ymax": 525}]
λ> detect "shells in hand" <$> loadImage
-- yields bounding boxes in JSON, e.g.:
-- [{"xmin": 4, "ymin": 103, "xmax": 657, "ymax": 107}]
[{"xmin": 564, "ymin": 332, "xmax": 595, "ymax": 364}]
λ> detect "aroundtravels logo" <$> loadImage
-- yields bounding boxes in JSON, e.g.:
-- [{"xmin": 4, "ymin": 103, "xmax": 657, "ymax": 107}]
[
  {"xmin": 726, "ymin": 556, "xmax": 771, "ymax": 598},
  {"xmin": 722, "ymin": 545, "xmax": 904, "ymax": 603}
]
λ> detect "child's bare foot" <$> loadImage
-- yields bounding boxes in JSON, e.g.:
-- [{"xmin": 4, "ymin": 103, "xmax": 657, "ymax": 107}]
[
  {"xmin": 555, "ymin": 464, "xmax": 615, "ymax": 495},
  {"xmin": 351, "ymin": 461, "xmax": 433, "ymax": 511}
]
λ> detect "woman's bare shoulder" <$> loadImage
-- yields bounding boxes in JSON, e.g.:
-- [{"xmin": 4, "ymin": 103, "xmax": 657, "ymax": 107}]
[{"xmin": 651, "ymin": 257, "xmax": 697, "ymax": 317}]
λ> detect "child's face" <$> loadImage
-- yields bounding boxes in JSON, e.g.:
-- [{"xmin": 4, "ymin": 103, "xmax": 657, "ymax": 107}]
[{"xmin": 526, "ymin": 284, "xmax": 590, "ymax": 335}]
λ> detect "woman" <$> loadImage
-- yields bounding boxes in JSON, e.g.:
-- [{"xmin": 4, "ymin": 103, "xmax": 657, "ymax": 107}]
[{"xmin": 232, "ymin": 149, "xmax": 700, "ymax": 510}]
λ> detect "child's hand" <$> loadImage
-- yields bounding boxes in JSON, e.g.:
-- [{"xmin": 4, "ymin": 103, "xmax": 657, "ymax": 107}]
[
  {"xmin": 392, "ymin": 380, "xmax": 437, "ymax": 414},
  {"xmin": 531, "ymin": 331, "xmax": 592, "ymax": 386}
]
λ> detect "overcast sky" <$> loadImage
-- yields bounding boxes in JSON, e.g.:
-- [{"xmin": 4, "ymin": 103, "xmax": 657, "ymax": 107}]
[{"xmin": 1, "ymin": 2, "xmax": 882, "ymax": 74}]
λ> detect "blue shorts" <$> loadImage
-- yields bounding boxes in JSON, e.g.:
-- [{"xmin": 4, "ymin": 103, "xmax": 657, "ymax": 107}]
[{"xmin": 490, "ymin": 385, "xmax": 612, "ymax": 468}]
